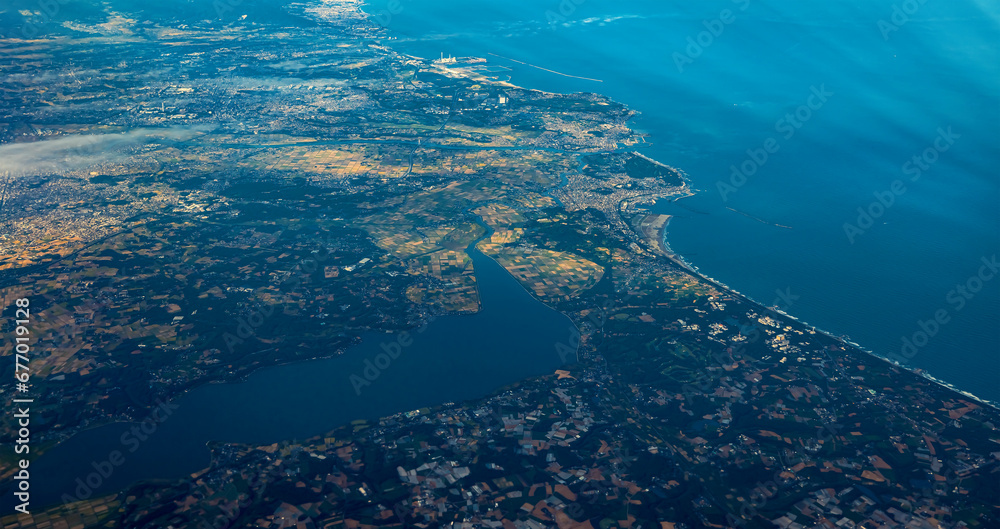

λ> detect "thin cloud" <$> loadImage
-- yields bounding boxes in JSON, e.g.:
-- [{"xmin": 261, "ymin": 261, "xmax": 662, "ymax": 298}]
[{"xmin": 0, "ymin": 126, "xmax": 212, "ymax": 176}]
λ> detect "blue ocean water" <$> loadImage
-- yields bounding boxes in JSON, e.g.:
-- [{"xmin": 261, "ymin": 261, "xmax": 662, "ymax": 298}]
[{"xmin": 361, "ymin": 0, "xmax": 1000, "ymax": 401}]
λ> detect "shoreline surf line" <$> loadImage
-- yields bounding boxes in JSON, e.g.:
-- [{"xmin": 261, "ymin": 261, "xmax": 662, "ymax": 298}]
[{"xmin": 654, "ymin": 229, "xmax": 1000, "ymax": 411}]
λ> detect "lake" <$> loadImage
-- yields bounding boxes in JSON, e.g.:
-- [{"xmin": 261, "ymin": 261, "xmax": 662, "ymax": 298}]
[{"xmin": 21, "ymin": 244, "xmax": 574, "ymax": 509}]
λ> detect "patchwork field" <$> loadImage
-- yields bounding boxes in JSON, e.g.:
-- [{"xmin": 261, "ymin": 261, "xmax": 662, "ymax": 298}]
[
  {"xmin": 483, "ymin": 247, "xmax": 603, "ymax": 301},
  {"xmin": 405, "ymin": 249, "xmax": 480, "ymax": 313}
]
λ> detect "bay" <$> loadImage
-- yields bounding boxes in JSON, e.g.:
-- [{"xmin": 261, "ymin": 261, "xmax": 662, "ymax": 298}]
[
  {"xmin": 361, "ymin": 0, "xmax": 1000, "ymax": 401},
  {"xmin": 20, "ymin": 245, "xmax": 573, "ymax": 509}
]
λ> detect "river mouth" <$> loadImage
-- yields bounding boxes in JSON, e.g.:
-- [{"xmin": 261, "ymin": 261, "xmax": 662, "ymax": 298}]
[{"xmin": 18, "ymin": 245, "xmax": 574, "ymax": 510}]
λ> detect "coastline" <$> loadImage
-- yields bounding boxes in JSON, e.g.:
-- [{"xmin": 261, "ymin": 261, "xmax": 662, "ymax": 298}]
[
  {"xmin": 640, "ymin": 204, "xmax": 999, "ymax": 410},
  {"xmin": 8, "ymin": 0, "xmax": 993, "ymax": 493},
  {"xmin": 346, "ymin": 0, "xmax": 999, "ymax": 410}
]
